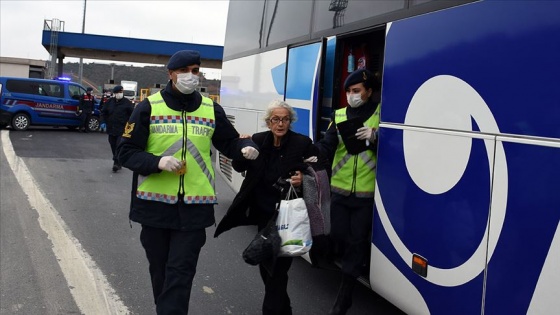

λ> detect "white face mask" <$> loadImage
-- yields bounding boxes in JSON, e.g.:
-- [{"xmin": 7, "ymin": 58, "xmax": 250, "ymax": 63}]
[
  {"xmin": 115, "ymin": 93, "xmax": 124, "ymax": 100},
  {"xmin": 347, "ymin": 93, "xmax": 364, "ymax": 108},
  {"xmin": 175, "ymin": 72, "xmax": 199, "ymax": 94}
]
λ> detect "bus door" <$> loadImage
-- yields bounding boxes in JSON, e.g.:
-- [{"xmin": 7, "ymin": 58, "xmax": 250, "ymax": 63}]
[
  {"xmin": 333, "ymin": 28, "xmax": 385, "ymax": 110},
  {"xmin": 284, "ymin": 39, "xmax": 326, "ymax": 141}
]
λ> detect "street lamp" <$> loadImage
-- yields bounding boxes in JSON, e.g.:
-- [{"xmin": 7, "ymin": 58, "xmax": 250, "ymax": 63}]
[{"xmin": 78, "ymin": 0, "xmax": 87, "ymax": 85}]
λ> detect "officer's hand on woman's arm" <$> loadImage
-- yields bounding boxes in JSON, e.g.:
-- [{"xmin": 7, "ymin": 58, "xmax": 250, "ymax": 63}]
[{"xmin": 241, "ymin": 146, "xmax": 259, "ymax": 160}]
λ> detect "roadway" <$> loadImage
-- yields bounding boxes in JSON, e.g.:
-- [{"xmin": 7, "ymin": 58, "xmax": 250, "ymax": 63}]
[{"xmin": 0, "ymin": 127, "xmax": 405, "ymax": 315}]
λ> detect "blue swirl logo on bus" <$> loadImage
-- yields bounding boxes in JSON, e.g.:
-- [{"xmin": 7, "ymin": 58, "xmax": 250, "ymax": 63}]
[{"xmin": 376, "ymin": 75, "xmax": 508, "ymax": 286}]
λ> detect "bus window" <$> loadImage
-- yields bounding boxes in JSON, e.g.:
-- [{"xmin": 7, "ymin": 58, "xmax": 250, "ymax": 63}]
[
  {"xmin": 313, "ymin": 0, "xmax": 405, "ymax": 32},
  {"xmin": 264, "ymin": 0, "xmax": 313, "ymax": 47},
  {"xmin": 223, "ymin": 0, "xmax": 266, "ymax": 58}
]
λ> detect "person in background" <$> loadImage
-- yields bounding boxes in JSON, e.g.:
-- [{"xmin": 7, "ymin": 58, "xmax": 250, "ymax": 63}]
[
  {"xmin": 98, "ymin": 89, "xmax": 111, "ymax": 110},
  {"xmin": 98, "ymin": 90, "xmax": 111, "ymax": 133},
  {"xmin": 117, "ymin": 49, "xmax": 259, "ymax": 315},
  {"xmin": 315, "ymin": 69, "xmax": 381, "ymax": 315},
  {"xmin": 215, "ymin": 100, "xmax": 325, "ymax": 315},
  {"xmin": 78, "ymin": 87, "xmax": 95, "ymax": 132},
  {"xmin": 100, "ymin": 85, "xmax": 134, "ymax": 172}
]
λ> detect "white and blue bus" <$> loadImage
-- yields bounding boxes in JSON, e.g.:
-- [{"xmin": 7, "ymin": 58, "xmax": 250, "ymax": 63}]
[{"xmin": 216, "ymin": 1, "xmax": 560, "ymax": 314}]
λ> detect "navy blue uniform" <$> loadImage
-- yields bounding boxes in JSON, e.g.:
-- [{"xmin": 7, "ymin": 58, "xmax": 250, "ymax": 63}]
[
  {"xmin": 118, "ymin": 82, "xmax": 256, "ymax": 314},
  {"xmin": 101, "ymin": 97, "xmax": 134, "ymax": 165}
]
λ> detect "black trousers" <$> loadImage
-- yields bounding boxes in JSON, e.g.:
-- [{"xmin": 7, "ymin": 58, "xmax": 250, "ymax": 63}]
[
  {"xmin": 257, "ymin": 214, "xmax": 293, "ymax": 315},
  {"xmin": 140, "ymin": 225, "xmax": 206, "ymax": 315},
  {"xmin": 330, "ymin": 193, "xmax": 374, "ymax": 278},
  {"xmin": 259, "ymin": 257, "xmax": 293, "ymax": 315},
  {"xmin": 108, "ymin": 134, "xmax": 120, "ymax": 163},
  {"xmin": 79, "ymin": 111, "xmax": 91, "ymax": 130}
]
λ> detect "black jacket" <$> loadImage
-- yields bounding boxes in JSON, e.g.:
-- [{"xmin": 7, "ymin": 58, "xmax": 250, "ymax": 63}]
[
  {"xmin": 117, "ymin": 82, "xmax": 258, "ymax": 231},
  {"xmin": 79, "ymin": 93, "xmax": 95, "ymax": 112},
  {"xmin": 101, "ymin": 97, "xmax": 134, "ymax": 136},
  {"xmin": 214, "ymin": 130, "xmax": 326, "ymax": 237}
]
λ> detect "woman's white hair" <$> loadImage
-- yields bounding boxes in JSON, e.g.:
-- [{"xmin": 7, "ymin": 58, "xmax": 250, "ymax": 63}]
[{"xmin": 263, "ymin": 100, "xmax": 297, "ymax": 127}]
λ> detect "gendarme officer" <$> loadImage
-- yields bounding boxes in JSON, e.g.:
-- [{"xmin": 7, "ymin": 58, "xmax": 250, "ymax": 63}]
[
  {"xmin": 316, "ymin": 68, "xmax": 381, "ymax": 315},
  {"xmin": 117, "ymin": 50, "xmax": 259, "ymax": 315},
  {"xmin": 100, "ymin": 85, "xmax": 134, "ymax": 172},
  {"xmin": 78, "ymin": 87, "xmax": 95, "ymax": 132}
]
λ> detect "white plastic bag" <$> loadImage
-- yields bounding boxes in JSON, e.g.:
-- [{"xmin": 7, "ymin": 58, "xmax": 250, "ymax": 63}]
[{"xmin": 276, "ymin": 183, "xmax": 312, "ymax": 257}]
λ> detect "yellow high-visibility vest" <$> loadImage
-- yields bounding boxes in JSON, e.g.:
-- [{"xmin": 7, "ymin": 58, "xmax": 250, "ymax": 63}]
[
  {"xmin": 331, "ymin": 105, "xmax": 380, "ymax": 197},
  {"xmin": 136, "ymin": 92, "xmax": 217, "ymax": 204}
]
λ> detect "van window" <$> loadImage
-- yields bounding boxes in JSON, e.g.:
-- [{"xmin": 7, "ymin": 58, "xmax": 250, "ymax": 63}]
[
  {"xmin": 6, "ymin": 79, "xmax": 37, "ymax": 95},
  {"xmin": 6, "ymin": 79, "xmax": 64, "ymax": 98},
  {"xmin": 68, "ymin": 85, "xmax": 85, "ymax": 99},
  {"xmin": 40, "ymin": 83, "xmax": 64, "ymax": 97}
]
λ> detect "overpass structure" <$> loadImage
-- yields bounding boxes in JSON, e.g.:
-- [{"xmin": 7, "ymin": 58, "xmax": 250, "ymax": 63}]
[{"xmin": 42, "ymin": 19, "xmax": 223, "ymax": 79}]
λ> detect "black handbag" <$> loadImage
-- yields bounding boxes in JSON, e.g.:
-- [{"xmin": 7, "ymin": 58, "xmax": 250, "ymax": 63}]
[{"xmin": 242, "ymin": 211, "xmax": 281, "ymax": 266}]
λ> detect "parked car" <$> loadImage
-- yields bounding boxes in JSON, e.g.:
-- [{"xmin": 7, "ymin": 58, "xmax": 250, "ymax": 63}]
[{"xmin": 0, "ymin": 77, "xmax": 100, "ymax": 131}]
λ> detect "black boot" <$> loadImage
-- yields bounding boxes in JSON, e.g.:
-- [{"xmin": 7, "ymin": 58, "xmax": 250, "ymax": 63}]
[{"xmin": 328, "ymin": 274, "xmax": 356, "ymax": 315}]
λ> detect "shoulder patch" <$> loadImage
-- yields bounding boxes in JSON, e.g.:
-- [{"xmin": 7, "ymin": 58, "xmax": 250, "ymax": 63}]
[{"xmin": 122, "ymin": 122, "xmax": 135, "ymax": 138}]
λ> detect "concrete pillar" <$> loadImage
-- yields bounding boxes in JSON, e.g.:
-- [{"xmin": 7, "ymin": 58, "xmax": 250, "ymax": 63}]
[{"xmin": 57, "ymin": 54, "xmax": 64, "ymax": 78}]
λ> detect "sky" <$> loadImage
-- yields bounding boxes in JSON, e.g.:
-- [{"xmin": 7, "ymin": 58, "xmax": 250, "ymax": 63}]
[{"xmin": 0, "ymin": 0, "xmax": 230, "ymax": 79}]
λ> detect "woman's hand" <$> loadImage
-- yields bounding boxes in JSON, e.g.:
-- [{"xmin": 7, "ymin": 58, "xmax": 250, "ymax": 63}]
[
  {"xmin": 239, "ymin": 134, "xmax": 252, "ymax": 139},
  {"xmin": 290, "ymin": 171, "xmax": 303, "ymax": 187}
]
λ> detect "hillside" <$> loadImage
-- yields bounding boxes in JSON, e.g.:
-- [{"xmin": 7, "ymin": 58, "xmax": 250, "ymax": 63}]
[{"xmin": 61, "ymin": 62, "xmax": 221, "ymax": 95}]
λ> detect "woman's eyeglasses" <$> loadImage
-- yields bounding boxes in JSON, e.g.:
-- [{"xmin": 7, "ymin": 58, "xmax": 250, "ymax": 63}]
[{"xmin": 269, "ymin": 117, "xmax": 291, "ymax": 124}]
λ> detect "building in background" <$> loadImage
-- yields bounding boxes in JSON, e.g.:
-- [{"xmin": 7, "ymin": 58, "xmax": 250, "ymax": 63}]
[{"xmin": 0, "ymin": 57, "xmax": 46, "ymax": 78}]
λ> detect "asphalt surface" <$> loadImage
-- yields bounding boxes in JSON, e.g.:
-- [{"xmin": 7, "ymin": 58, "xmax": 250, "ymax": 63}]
[{"xmin": 0, "ymin": 127, "xmax": 405, "ymax": 315}]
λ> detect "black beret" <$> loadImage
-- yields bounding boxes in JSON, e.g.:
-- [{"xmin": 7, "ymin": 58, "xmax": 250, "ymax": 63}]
[
  {"xmin": 86, "ymin": 87, "xmax": 93, "ymax": 91},
  {"xmin": 167, "ymin": 50, "xmax": 201, "ymax": 70},
  {"xmin": 113, "ymin": 85, "xmax": 123, "ymax": 93},
  {"xmin": 344, "ymin": 69, "xmax": 376, "ymax": 90}
]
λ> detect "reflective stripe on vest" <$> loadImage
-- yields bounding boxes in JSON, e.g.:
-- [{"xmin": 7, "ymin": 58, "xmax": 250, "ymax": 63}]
[
  {"xmin": 136, "ymin": 92, "xmax": 217, "ymax": 204},
  {"xmin": 331, "ymin": 105, "xmax": 380, "ymax": 197}
]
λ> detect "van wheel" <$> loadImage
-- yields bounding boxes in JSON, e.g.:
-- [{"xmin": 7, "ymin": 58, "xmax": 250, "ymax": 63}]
[
  {"xmin": 11, "ymin": 113, "xmax": 30, "ymax": 131},
  {"xmin": 87, "ymin": 116, "xmax": 100, "ymax": 132}
]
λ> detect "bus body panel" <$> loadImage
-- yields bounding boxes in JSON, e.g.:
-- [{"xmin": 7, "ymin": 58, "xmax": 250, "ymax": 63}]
[
  {"xmin": 381, "ymin": 1, "xmax": 560, "ymax": 139},
  {"xmin": 485, "ymin": 138, "xmax": 560, "ymax": 314},
  {"xmin": 375, "ymin": 1, "xmax": 560, "ymax": 314},
  {"xmin": 373, "ymin": 126, "xmax": 490, "ymax": 314}
]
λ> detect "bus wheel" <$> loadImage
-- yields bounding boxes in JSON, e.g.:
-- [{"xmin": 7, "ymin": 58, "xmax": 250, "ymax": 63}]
[
  {"xmin": 87, "ymin": 116, "xmax": 100, "ymax": 132},
  {"xmin": 11, "ymin": 113, "xmax": 30, "ymax": 131}
]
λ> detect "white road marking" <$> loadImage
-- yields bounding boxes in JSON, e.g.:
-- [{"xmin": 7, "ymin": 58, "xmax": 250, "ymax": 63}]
[{"xmin": 1, "ymin": 130, "xmax": 130, "ymax": 315}]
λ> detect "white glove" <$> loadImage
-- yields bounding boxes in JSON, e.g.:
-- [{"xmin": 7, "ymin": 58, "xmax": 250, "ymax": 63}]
[
  {"xmin": 158, "ymin": 156, "xmax": 182, "ymax": 172},
  {"xmin": 303, "ymin": 156, "xmax": 318, "ymax": 163},
  {"xmin": 355, "ymin": 126, "xmax": 376, "ymax": 142},
  {"xmin": 241, "ymin": 146, "xmax": 259, "ymax": 160}
]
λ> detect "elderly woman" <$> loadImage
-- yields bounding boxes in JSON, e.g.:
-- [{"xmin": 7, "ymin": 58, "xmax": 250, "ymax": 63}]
[{"xmin": 215, "ymin": 100, "xmax": 324, "ymax": 315}]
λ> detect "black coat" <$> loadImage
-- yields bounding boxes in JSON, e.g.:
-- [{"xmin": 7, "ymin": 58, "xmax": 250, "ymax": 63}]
[
  {"xmin": 101, "ymin": 97, "xmax": 134, "ymax": 136},
  {"xmin": 79, "ymin": 93, "xmax": 95, "ymax": 112},
  {"xmin": 214, "ymin": 130, "xmax": 324, "ymax": 237}
]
